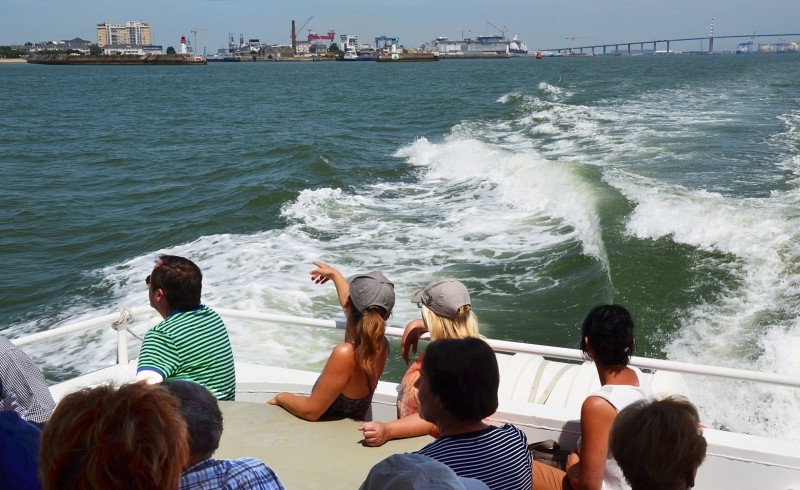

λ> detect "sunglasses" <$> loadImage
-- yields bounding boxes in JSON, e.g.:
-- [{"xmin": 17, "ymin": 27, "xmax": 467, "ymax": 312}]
[{"xmin": 145, "ymin": 275, "xmax": 151, "ymax": 286}]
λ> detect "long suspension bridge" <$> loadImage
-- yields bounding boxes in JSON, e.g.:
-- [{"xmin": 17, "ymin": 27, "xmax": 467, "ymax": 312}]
[{"xmin": 544, "ymin": 33, "xmax": 800, "ymax": 55}]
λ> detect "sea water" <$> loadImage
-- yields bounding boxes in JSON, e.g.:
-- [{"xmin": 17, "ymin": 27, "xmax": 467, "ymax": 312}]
[{"xmin": 1, "ymin": 56, "xmax": 799, "ymax": 441}]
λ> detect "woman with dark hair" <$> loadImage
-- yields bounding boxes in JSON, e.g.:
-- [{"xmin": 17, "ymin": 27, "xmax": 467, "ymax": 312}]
[
  {"xmin": 269, "ymin": 261, "xmax": 394, "ymax": 421},
  {"xmin": 414, "ymin": 338, "xmax": 532, "ymax": 490},
  {"xmin": 534, "ymin": 305, "xmax": 651, "ymax": 490},
  {"xmin": 38, "ymin": 382, "xmax": 189, "ymax": 490}
]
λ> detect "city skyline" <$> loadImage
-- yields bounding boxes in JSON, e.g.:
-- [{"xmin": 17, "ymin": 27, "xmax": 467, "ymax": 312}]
[{"xmin": 3, "ymin": 0, "xmax": 800, "ymax": 52}]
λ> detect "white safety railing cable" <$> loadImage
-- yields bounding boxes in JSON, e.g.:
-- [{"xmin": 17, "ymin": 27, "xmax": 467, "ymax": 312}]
[{"xmin": 10, "ymin": 306, "xmax": 800, "ymax": 389}]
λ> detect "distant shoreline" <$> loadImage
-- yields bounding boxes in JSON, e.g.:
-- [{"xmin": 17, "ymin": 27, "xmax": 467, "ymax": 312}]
[{"xmin": 0, "ymin": 58, "xmax": 27, "ymax": 64}]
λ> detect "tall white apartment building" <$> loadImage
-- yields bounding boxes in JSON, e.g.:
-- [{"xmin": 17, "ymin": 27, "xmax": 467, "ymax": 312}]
[{"xmin": 96, "ymin": 21, "xmax": 152, "ymax": 48}]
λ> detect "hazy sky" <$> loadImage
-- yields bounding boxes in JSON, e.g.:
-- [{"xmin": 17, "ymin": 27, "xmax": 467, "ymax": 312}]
[{"xmin": 3, "ymin": 0, "xmax": 800, "ymax": 52}]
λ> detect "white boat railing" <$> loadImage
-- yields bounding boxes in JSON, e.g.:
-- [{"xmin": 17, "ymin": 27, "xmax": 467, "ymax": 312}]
[{"xmin": 10, "ymin": 305, "xmax": 800, "ymax": 389}]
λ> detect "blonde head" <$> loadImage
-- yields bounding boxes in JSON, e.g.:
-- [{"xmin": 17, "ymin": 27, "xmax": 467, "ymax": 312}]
[{"xmin": 421, "ymin": 304, "xmax": 479, "ymax": 341}]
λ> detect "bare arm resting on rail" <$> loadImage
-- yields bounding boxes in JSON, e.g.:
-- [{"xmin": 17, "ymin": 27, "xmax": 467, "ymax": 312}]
[{"xmin": 268, "ymin": 342, "xmax": 355, "ymax": 421}]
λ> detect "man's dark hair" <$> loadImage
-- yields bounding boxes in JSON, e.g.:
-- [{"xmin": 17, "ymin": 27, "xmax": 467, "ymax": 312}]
[
  {"xmin": 580, "ymin": 304, "xmax": 635, "ymax": 366},
  {"xmin": 162, "ymin": 380, "xmax": 223, "ymax": 460},
  {"xmin": 422, "ymin": 337, "xmax": 499, "ymax": 421},
  {"xmin": 150, "ymin": 255, "xmax": 203, "ymax": 311}
]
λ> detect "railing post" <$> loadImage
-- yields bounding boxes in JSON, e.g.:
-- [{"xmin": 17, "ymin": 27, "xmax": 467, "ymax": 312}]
[{"xmin": 111, "ymin": 307, "xmax": 133, "ymax": 367}]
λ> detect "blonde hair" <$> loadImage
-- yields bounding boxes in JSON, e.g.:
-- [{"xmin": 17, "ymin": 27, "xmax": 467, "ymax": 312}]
[{"xmin": 421, "ymin": 304, "xmax": 479, "ymax": 341}]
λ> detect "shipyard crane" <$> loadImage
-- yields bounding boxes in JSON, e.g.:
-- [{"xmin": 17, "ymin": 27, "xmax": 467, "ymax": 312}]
[
  {"xmin": 298, "ymin": 15, "xmax": 313, "ymax": 34},
  {"xmin": 565, "ymin": 36, "xmax": 587, "ymax": 54},
  {"xmin": 487, "ymin": 20, "xmax": 508, "ymax": 40},
  {"xmin": 190, "ymin": 27, "xmax": 205, "ymax": 55}
]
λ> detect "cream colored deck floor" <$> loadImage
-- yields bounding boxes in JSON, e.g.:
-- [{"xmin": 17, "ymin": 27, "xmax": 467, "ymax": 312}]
[{"xmin": 217, "ymin": 402, "xmax": 433, "ymax": 489}]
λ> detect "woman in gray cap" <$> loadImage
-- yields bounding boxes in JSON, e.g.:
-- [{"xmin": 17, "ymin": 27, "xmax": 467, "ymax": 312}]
[
  {"xmin": 269, "ymin": 261, "xmax": 395, "ymax": 421},
  {"xmin": 358, "ymin": 278, "xmax": 479, "ymax": 446}
]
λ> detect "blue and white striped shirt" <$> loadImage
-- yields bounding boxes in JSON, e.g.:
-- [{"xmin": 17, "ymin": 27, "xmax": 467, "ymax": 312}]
[{"xmin": 417, "ymin": 424, "xmax": 533, "ymax": 490}]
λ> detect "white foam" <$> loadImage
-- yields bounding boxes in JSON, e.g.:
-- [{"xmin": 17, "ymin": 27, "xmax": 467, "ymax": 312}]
[
  {"xmin": 18, "ymin": 78, "xmax": 799, "ymax": 444},
  {"xmin": 19, "ymin": 126, "xmax": 612, "ymax": 378},
  {"xmin": 606, "ymin": 169, "xmax": 800, "ymax": 440}
]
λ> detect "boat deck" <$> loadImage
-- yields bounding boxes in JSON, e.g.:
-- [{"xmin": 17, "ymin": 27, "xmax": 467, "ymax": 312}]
[{"xmin": 216, "ymin": 401, "xmax": 431, "ymax": 488}]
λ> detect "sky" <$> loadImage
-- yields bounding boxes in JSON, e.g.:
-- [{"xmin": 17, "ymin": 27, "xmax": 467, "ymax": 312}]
[{"xmin": 3, "ymin": 0, "xmax": 800, "ymax": 52}]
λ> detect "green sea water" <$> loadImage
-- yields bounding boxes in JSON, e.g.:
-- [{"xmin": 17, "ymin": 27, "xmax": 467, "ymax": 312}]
[{"xmin": 1, "ymin": 56, "xmax": 799, "ymax": 440}]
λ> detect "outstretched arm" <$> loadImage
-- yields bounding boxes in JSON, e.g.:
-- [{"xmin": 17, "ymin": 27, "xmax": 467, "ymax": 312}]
[
  {"xmin": 358, "ymin": 413, "xmax": 435, "ymax": 447},
  {"xmin": 268, "ymin": 342, "xmax": 355, "ymax": 421},
  {"xmin": 310, "ymin": 261, "xmax": 350, "ymax": 311},
  {"xmin": 401, "ymin": 319, "xmax": 428, "ymax": 365}
]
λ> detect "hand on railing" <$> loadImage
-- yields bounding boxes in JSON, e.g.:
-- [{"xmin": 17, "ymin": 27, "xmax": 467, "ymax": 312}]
[{"xmin": 401, "ymin": 319, "xmax": 428, "ymax": 365}]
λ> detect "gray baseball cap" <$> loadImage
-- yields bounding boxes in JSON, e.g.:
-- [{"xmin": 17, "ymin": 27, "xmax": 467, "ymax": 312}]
[
  {"xmin": 347, "ymin": 271, "xmax": 395, "ymax": 316},
  {"xmin": 359, "ymin": 453, "xmax": 489, "ymax": 490},
  {"xmin": 410, "ymin": 278, "xmax": 471, "ymax": 319}
]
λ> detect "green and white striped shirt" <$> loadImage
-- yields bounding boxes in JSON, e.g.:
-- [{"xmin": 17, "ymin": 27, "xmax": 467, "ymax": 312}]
[{"xmin": 138, "ymin": 306, "xmax": 236, "ymax": 400}]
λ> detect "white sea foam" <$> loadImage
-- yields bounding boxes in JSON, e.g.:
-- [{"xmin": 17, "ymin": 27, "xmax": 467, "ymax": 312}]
[
  {"xmin": 537, "ymin": 82, "xmax": 566, "ymax": 98},
  {"xmin": 605, "ymin": 169, "xmax": 800, "ymax": 440},
  {"xmin": 19, "ymin": 78, "xmax": 799, "ymax": 444},
  {"xmin": 22, "ymin": 125, "xmax": 610, "ymax": 377},
  {"xmin": 505, "ymin": 80, "xmax": 800, "ymax": 441}
]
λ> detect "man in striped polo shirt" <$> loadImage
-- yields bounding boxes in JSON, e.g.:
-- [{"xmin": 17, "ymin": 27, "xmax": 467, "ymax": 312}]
[{"xmin": 137, "ymin": 255, "xmax": 236, "ymax": 400}]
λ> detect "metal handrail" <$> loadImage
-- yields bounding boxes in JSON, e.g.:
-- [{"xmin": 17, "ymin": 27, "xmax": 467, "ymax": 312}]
[{"xmin": 10, "ymin": 305, "xmax": 800, "ymax": 389}]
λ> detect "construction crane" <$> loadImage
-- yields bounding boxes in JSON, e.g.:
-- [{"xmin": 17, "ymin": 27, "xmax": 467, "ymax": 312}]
[
  {"xmin": 298, "ymin": 15, "xmax": 313, "ymax": 34},
  {"xmin": 565, "ymin": 36, "xmax": 587, "ymax": 54},
  {"xmin": 190, "ymin": 28, "xmax": 205, "ymax": 55},
  {"xmin": 486, "ymin": 20, "xmax": 508, "ymax": 40}
]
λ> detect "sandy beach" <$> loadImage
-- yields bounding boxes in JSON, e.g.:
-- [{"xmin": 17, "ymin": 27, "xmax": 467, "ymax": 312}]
[{"xmin": 0, "ymin": 58, "xmax": 27, "ymax": 63}]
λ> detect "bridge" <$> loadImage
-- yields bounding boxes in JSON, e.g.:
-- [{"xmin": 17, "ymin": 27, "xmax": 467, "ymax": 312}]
[{"xmin": 543, "ymin": 33, "xmax": 800, "ymax": 55}]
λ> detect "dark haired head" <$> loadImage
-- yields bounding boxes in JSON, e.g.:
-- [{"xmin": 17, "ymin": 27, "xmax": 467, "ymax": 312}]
[
  {"xmin": 39, "ymin": 382, "xmax": 189, "ymax": 490},
  {"xmin": 609, "ymin": 396, "xmax": 707, "ymax": 490},
  {"xmin": 162, "ymin": 380, "xmax": 223, "ymax": 462},
  {"xmin": 580, "ymin": 304, "xmax": 635, "ymax": 366},
  {"xmin": 149, "ymin": 255, "xmax": 203, "ymax": 311},
  {"xmin": 421, "ymin": 337, "xmax": 499, "ymax": 421}
]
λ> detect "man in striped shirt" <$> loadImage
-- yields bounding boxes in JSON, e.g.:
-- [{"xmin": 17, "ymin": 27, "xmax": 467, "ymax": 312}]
[{"xmin": 137, "ymin": 255, "xmax": 236, "ymax": 400}]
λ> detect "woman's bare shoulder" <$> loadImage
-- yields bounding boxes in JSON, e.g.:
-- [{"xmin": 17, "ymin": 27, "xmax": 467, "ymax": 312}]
[{"xmin": 330, "ymin": 342, "xmax": 356, "ymax": 358}]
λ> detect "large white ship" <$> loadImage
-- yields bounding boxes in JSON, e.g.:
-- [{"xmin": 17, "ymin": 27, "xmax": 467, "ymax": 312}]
[{"xmin": 421, "ymin": 33, "xmax": 529, "ymax": 57}]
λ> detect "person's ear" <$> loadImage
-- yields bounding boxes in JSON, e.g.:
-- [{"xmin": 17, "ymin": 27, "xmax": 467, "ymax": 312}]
[{"xmin": 686, "ymin": 468, "xmax": 697, "ymax": 488}]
